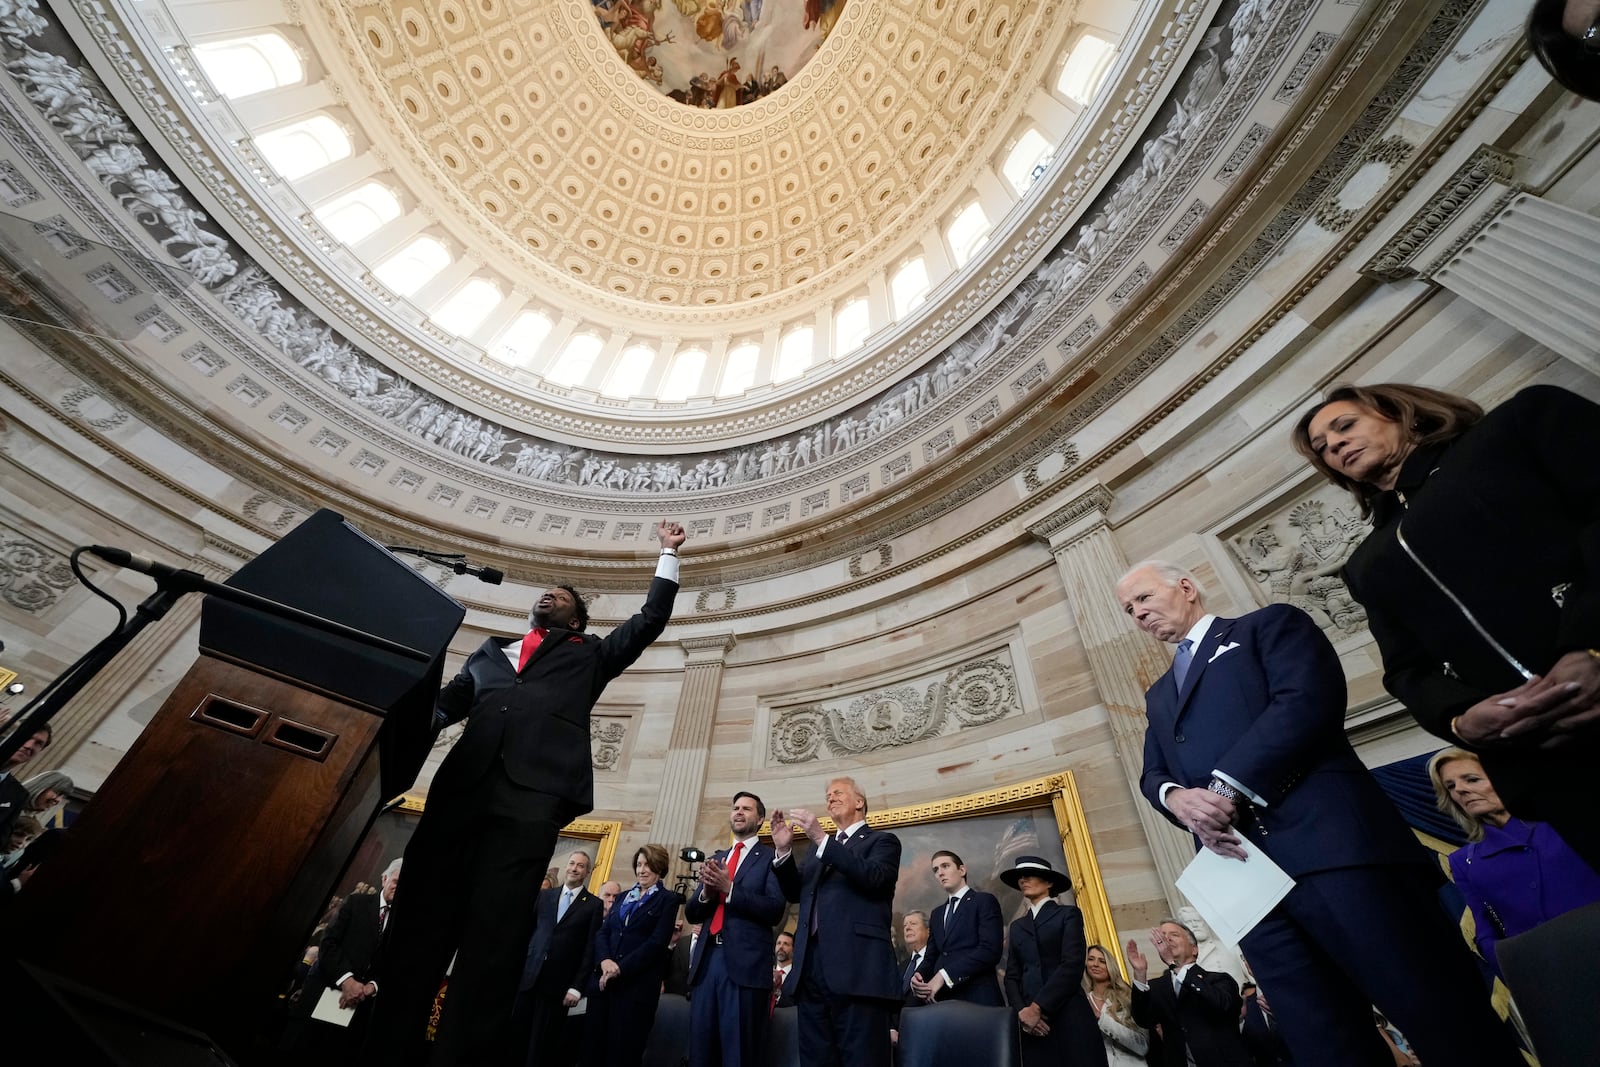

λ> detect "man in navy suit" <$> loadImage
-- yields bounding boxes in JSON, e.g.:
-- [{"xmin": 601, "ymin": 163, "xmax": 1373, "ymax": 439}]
[
  {"xmin": 771, "ymin": 777, "xmax": 902, "ymax": 1067},
  {"xmin": 1126, "ymin": 920, "xmax": 1249, "ymax": 1067},
  {"xmin": 1115, "ymin": 561, "xmax": 1521, "ymax": 1067},
  {"xmin": 367, "ymin": 521, "xmax": 686, "ymax": 1067},
  {"xmin": 508, "ymin": 849, "xmax": 603, "ymax": 1067},
  {"xmin": 911, "ymin": 850, "xmax": 1003, "ymax": 1006},
  {"xmin": 684, "ymin": 791, "xmax": 788, "ymax": 1067}
]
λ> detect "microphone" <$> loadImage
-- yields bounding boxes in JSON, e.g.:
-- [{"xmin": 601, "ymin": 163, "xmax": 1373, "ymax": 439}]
[
  {"xmin": 86, "ymin": 546, "xmax": 207, "ymax": 589},
  {"xmin": 452, "ymin": 561, "xmax": 504, "ymax": 585},
  {"xmin": 385, "ymin": 545, "xmax": 504, "ymax": 584}
]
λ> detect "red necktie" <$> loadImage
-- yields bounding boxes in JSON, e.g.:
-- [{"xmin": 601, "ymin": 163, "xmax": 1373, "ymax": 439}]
[
  {"xmin": 709, "ymin": 841, "xmax": 744, "ymax": 935},
  {"xmin": 517, "ymin": 627, "xmax": 548, "ymax": 672}
]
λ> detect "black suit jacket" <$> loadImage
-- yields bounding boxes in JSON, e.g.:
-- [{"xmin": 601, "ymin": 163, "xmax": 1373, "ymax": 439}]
[
  {"xmin": 590, "ymin": 886, "xmax": 682, "ymax": 996},
  {"xmin": 918, "ymin": 888, "xmax": 1004, "ymax": 1005},
  {"xmin": 1138, "ymin": 604, "xmax": 1425, "ymax": 878},
  {"xmin": 1239, "ymin": 997, "xmax": 1292, "ymax": 1067},
  {"xmin": 684, "ymin": 839, "xmax": 787, "ymax": 990},
  {"xmin": 1130, "ymin": 965, "xmax": 1249, "ymax": 1067},
  {"xmin": 774, "ymin": 825, "xmax": 902, "ymax": 1003},
  {"xmin": 432, "ymin": 576, "xmax": 676, "ymax": 812},
  {"xmin": 1002, "ymin": 900, "xmax": 1087, "ymax": 1021},
  {"xmin": 320, "ymin": 892, "xmax": 385, "ymax": 988},
  {"xmin": 0, "ymin": 774, "xmax": 28, "ymax": 844},
  {"xmin": 520, "ymin": 884, "xmax": 602, "ymax": 998}
]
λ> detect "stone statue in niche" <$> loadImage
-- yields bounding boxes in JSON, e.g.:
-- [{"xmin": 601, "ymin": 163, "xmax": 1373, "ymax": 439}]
[{"xmin": 1228, "ymin": 496, "xmax": 1369, "ymax": 635}]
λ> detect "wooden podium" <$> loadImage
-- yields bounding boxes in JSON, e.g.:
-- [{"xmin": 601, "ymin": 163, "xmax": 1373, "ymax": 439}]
[{"xmin": 7, "ymin": 510, "xmax": 464, "ymax": 1058}]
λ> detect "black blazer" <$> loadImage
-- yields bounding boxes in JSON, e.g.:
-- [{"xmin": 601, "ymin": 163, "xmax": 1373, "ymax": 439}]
[
  {"xmin": 1002, "ymin": 900, "xmax": 1087, "ymax": 1021},
  {"xmin": 0, "ymin": 775, "xmax": 28, "ymax": 844},
  {"xmin": 589, "ymin": 886, "xmax": 682, "ymax": 996},
  {"xmin": 1130, "ymin": 965, "xmax": 1249, "ymax": 1067},
  {"xmin": 521, "ymin": 884, "xmax": 603, "ymax": 997},
  {"xmin": 320, "ymin": 892, "xmax": 385, "ymax": 987},
  {"xmin": 1240, "ymin": 997, "xmax": 1292, "ymax": 1067},
  {"xmin": 774, "ymin": 824, "xmax": 902, "ymax": 1003},
  {"xmin": 918, "ymin": 888, "xmax": 1004, "ymax": 1005},
  {"xmin": 684, "ymin": 839, "xmax": 787, "ymax": 990},
  {"xmin": 432, "ymin": 576, "xmax": 676, "ymax": 811},
  {"xmin": 1138, "ymin": 603, "xmax": 1425, "ymax": 878}
]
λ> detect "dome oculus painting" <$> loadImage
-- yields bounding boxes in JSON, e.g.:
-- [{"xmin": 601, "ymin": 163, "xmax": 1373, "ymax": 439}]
[{"xmin": 593, "ymin": 0, "xmax": 844, "ymax": 107}]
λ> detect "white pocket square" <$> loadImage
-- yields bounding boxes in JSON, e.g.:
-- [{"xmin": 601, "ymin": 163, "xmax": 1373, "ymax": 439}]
[{"xmin": 1208, "ymin": 642, "xmax": 1240, "ymax": 663}]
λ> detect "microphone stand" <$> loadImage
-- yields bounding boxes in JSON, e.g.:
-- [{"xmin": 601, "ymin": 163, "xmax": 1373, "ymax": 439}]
[{"xmin": 0, "ymin": 565, "xmax": 431, "ymax": 767}]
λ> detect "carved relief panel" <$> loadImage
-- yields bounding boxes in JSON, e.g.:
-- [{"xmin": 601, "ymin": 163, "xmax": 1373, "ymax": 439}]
[
  {"xmin": 765, "ymin": 645, "xmax": 1025, "ymax": 765},
  {"xmin": 1224, "ymin": 485, "xmax": 1369, "ymax": 636}
]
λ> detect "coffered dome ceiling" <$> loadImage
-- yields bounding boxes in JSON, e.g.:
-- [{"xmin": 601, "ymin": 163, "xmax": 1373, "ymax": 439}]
[{"xmin": 319, "ymin": 0, "xmax": 1066, "ymax": 310}]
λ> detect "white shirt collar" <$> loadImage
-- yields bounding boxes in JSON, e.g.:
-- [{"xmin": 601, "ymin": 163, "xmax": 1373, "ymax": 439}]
[
  {"xmin": 1029, "ymin": 898, "xmax": 1049, "ymax": 918},
  {"xmin": 1181, "ymin": 614, "xmax": 1216, "ymax": 648},
  {"xmin": 836, "ymin": 819, "xmax": 867, "ymax": 839},
  {"xmin": 947, "ymin": 885, "xmax": 970, "ymax": 903},
  {"xmin": 731, "ymin": 833, "xmax": 760, "ymax": 850}
]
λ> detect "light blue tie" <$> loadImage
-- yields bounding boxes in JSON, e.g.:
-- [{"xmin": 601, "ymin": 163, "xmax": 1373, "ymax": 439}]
[
  {"xmin": 557, "ymin": 888, "xmax": 574, "ymax": 922},
  {"xmin": 1173, "ymin": 638, "xmax": 1194, "ymax": 689}
]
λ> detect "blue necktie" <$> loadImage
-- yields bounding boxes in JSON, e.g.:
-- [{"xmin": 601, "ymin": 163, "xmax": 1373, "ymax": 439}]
[
  {"xmin": 1173, "ymin": 638, "xmax": 1194, "ymax": 688},
  {"xmin": 557, "ymin": 888, "xmax": 574, "ymax": 922}
]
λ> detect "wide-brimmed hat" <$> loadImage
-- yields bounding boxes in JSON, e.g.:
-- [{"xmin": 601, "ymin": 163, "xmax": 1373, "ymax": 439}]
[{"xmin": 999, "ymin": 855, "xmax": 1070, "ymax": 896}]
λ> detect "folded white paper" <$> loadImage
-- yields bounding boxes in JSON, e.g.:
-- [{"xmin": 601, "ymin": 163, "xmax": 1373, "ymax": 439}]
[
  {"xmin": 311, "ymin": 987, "xmax": 356, "ymax": 1027},
  {"xmin": 1174, "ymin": 836, "xmax": 1294, "ymax": 946}
]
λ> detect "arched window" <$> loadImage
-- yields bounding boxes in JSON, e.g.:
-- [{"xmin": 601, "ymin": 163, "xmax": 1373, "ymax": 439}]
[
  {"xmin": 947, "ymin": 201, "xmax": 991, "ymax": 267},
  {"xmin": 773, "ymin": 327, "xmax": 814, "ymax": 383},
  {"xmin": 432, "ymin": 278, "xmax": 503, "ymax": 337},
  {"xmin": 603, "ymin": 344, "xmax": 657, "ymax": 397},
  {"xmin": 256, "ymin": 115, "xmax": 352, "ymax": 181},
  {"xmin": 891, "ymin": 259, "xmax": 930, "ymax": 319},
  {"xmin": 372, "ymin": 236, "xmax": 450, "ymax": 296},
  {"xmin": 834, "ymin": 297, "xmax": 870, "ymax": 355},
  {"xmin": 313, "ymin": 182, "xmax": 402, "ymax": 245},
  {"xmin": 717, "ymin": 342, "xmax": 760, "ymax": 397},
  {"xmin": 659, "ymin": 348, "xmax": 706, "ymax": 402},
  {"xmin": 1001, "ymin": 128, "xmax": 1053, "ymax": 194},
  {"xmin": 548, "ymin": 334, "xmax": 604, "ymax": 386},
  {"xmin": 492, "ymin": 310, "xmax": 552, "ymax": 365},
  {"xmin": 1057, "ymin": 33, "xmax": 1116, "ymax": 105},
  {"xmin": 193, "ymin": 33, "xmax": 303, "ymax": 99}
]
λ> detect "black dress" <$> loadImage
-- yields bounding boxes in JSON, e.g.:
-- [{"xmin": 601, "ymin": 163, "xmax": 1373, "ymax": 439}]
[{"xmin": 1339, "ymin": 384, "xmax": 1600, "ymax": 870}]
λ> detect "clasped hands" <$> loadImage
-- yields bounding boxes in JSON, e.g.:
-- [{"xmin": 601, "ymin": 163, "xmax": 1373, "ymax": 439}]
[
  {"xmin": 337, "ymin": 976, "xmax": 377, "ymax": 1009},
  {"xmin": 1453, "ymin": 651, "xmax": 1600, "ymax": 749},
  {"xmin": 909, "ymin": 971, "xmax": 947, "ymax": 1003},
  {"xmin": 1017, "ymin": 1002, "xmax": 1050, "ymax": 1037},
  {"xmin": 1166, "ymin": 787, "xmax": 1247, "ymax": 860},
  {"xmin": 598, "ymin": 958, "xmax": 622, "ymax": 991}
]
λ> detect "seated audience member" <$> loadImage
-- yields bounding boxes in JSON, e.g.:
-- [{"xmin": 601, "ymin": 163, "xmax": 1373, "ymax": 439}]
[
  {"xmin": 3, "ymin": 814, "xmax": 43, "ymax": 865},
  {"xmin": 0, "ymin": 725, "xmax": 51, "ymax": 842},
  {"xmin": 22, "ymin": 771, "xmax": 72, "ymax": 818},
  {"xmin": 1127, "ymin": 921, "xmax": 1250, "ymax": 1067},
  {"xmin": 1085, "ymin": 943, "xmax": 1147, "ymax": 1067},
  {"xmin": 1239, "ymin": 985, "xmax": 1292, "ymax": 1067},
  {"xmin": 1430, "ymin": 747, "xmax": 1600, "ymax": 972},
  {"xmin": 892, "ymin": 910, "xmax": 930, "ymax": 1045},
  {"xmin": 1528, "ymin": 0, "xmax": 1600, "ymax": 100},
  {"xmin": 585, "ymin": 844, "xmax": 682, "ymax": 1067}
]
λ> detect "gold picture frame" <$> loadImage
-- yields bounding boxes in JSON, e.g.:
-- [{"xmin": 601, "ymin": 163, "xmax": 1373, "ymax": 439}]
[{"xmin": 766, "ymin": 771, "xmax": 1125, "ymax": 976}]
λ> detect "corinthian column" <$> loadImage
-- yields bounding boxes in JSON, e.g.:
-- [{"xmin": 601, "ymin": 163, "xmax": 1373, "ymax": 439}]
[
  {"xmin": 40, "ymin": 537, "xmax": 243, "ymax": 771},
  {"xmin": 1028, "ymin": 486, "xmax": 1193, "ymax": 912},
  {"xmin": 652, "ymin": 633, "xmax": 737, "ymax": 848}
]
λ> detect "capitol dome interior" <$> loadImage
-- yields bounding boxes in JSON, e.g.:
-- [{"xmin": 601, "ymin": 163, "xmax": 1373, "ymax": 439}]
[{"xmin": 1, "ymin": 0, "xmax": 1598, "ymax": 972}]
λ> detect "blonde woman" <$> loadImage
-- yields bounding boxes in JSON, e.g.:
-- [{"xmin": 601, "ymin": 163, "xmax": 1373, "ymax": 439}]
[{"xmin": 1084, "ymin": 943, "xmax": 1148, "ymax": 1067}]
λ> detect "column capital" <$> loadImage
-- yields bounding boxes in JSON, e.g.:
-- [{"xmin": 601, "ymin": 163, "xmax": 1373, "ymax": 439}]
[
  {"xmin": 1027, "ymin": 484, "xmax": 1114, "ymax": 550},
  {"xmin": 680, "ymin": 632, "xmax": 737, "ymax": 664}
]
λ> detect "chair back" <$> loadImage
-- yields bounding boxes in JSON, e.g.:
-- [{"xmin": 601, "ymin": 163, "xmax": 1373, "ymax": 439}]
[
  {"xmin": 1495, "ymin": 901, "xmax": 1600, "ymax": 1067},
  {"xmin": 896, "ymin": 1000, "xmax": 1020, "ymax": 1067}
]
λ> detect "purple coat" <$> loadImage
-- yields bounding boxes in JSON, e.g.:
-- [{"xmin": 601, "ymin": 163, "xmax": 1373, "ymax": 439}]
[{"xmin": 1448, "ymin": 816, "xmax": 1600, "ymax": 969}]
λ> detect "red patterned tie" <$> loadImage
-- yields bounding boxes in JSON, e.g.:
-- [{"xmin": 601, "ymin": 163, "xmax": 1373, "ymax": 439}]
[
  {"xmin": 709, "ymin": 841, "xmax": 744, "ymax": 935},
  {"xmin": 517, "ymin": 627, "xmax": 547, "ymax": 672}
]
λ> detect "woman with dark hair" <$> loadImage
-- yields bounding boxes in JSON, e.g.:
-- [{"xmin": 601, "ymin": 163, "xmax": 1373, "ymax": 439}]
[
  {"xmin": 1527, "ymin": 0, "xmax": 1600, "ymax": 102},
  {"xmin": 585, "ymin": 843, "xmax": 682, "ymax": 1067},
  {"xmin": 1427, "ymin": 748, "xmax": 1600, "ymax": 971},
  {"xmin": 1292, "ymin": 382, "xmax": 1600, "ymax": 871}
]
